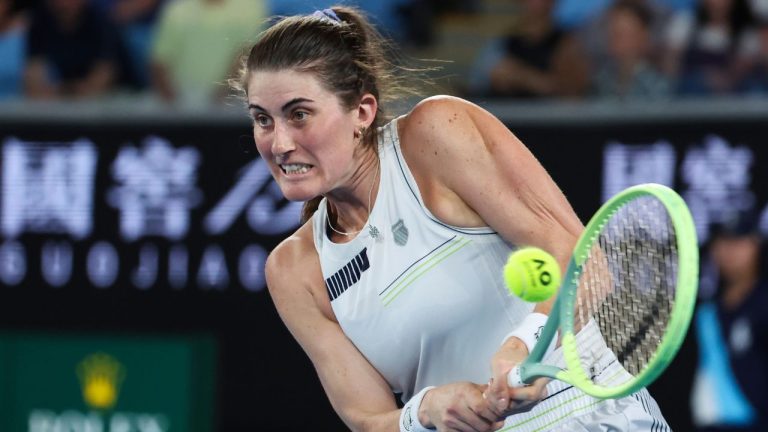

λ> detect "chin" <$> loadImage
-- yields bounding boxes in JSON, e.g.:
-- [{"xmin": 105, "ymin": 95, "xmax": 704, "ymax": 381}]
[{"xmin": 280, "ymin": 187, "xmax": 318, "ymax": 202}]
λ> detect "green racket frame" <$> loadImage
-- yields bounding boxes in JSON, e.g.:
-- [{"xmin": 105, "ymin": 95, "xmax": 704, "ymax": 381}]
[{"xmin": 515, "ymin": 183, "xmax": 699, "ymax": 399}]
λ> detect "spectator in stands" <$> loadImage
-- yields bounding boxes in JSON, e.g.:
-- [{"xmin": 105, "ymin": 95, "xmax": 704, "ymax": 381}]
[
  {"xmin": 467, "ymin": 0, "xmax": 589, "ymax": 99},
  {"xmin": 150, "ymin": 0, "xmax": 266, "ymax": 108},
  {"xmin": 96, "ymin": 0, "xmax": 166, "ymax": 89},
  {"xmin": 0, "ymin": 0, "xmax": 26, "ymax": 100},
  {"xmin": 269, "ymin": 0, "xmax": 411, "ymax": 44},
  {"xmin": 696, "ymin": 210, "xmax": 768, "ymax": 431},
  {"xmin": 24, "ymin": 0, "xmax": 123, "ymax": 99},
  {"xmin": 396, "ymin": 0, "xmax": 480, "ymax": 47},
  {"xmin": 554, "ymin": 0, "xmax": 695, "ymax": 30},
  {"xmin": 739, "ymin": 13, "xmax": 768, "ymax": 93},
  {"xmin": 592, "ymin": 0, "xmax": 671, "ymax": 100},
  {"xmin": 662, "ymin": 0, "xmax": 759, "ymax": 95},
  {"xmin": 269, "ymin": 1, "xmax": 479, "ymax": 46}
]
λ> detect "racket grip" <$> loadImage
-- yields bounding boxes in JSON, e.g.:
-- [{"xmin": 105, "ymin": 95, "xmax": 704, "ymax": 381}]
[{"xmin": 507, "ymin": 365, "xmax": 526, "ymax": 387}]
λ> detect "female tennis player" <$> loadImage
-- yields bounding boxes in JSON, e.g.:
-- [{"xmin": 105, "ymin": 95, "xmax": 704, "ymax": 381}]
[{"xmin": 236, "ymin": 6, "xmax": 670, "ymax": 431}]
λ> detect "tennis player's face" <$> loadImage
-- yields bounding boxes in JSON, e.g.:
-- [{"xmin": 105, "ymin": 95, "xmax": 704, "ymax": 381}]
[{"xmin": 247, "ymin": 70, "xmax": 361, "ymax": 201}]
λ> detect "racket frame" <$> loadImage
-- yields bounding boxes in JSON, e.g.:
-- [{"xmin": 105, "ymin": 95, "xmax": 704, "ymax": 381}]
[{"xmin": 516, "ymin": 183, "xmax": 699, "ymax": 399}]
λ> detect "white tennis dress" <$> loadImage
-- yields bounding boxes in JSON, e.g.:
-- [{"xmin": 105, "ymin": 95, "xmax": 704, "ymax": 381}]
[{"xmin": 311, "ymin": 118, "xmax": 670, "ymax": 431}]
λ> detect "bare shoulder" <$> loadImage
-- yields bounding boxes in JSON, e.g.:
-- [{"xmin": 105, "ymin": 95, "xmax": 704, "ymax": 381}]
[
  {"xmin": 265, "ymin": 222, "xmax": 314, "ymax": 277},
  {"xmin": 395, "ymin": 95, "xmax": 528, "ymax": 226},
  {"xmin": 399, "ymin": 96, "xmax": 479, "ymax": 142},
  {"xmin": 398, "ymin": 95, "xmax": 509, "ymax": 159},
  {"xmin": 398, "ymin": 96, "xmax": 483, "ymax": 177},
  {"xmin": 266, "ymin": 221, "xmax": 334, "ymax": 321}
]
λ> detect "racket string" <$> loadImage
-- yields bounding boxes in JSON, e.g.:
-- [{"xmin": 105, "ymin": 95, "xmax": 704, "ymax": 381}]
[{"xmin": 574, "ymin": 196, "xmax": 677, "ymax": 383}]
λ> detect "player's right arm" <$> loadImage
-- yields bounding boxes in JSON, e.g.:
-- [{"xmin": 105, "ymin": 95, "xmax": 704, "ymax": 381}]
[
  {"xmin": 266, "ymin": 224, "xmax": 502, "ymax": 431},
  {"xmin": 266, "ymin": 224, "xmax": 400, "ymax": 431}
]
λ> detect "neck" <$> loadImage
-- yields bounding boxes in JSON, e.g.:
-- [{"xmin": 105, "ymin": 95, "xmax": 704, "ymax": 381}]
[{"xmin": 326, "ymin": 149, "xmax": 380, "ymax": 236}]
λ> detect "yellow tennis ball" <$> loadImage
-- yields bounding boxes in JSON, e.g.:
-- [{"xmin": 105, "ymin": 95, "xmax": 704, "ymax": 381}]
[{"xmin": 503, "ymin": 247, "xmax": 561, "ymax": 302}]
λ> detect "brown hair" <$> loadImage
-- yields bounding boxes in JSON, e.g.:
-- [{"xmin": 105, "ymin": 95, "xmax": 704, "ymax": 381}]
[{"xmin": 232, "ymin": 6, "xmax": 422, "ymax": 223}]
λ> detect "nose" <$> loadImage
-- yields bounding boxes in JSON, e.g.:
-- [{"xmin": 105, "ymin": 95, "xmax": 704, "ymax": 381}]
[{"xmin": 271, "ymin": 123, "xmax": 295, "ymax": 161}]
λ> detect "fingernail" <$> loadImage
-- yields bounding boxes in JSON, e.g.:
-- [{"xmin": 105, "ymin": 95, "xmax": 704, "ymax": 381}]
[{"xmin": 497, "ymin": 398, "xmax": 507, "ymax": 410}]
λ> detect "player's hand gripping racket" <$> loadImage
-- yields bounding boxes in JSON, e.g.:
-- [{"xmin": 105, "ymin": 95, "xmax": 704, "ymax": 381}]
[{"xmin": 507, "ymin": 183, "xmax": 698, "ymax": 399}]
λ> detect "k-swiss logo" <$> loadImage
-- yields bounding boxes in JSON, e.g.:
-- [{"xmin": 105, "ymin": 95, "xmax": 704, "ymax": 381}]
[
  {"xmin": 391, "ymin": 219, "xmax": 409, "ymax": 246},
  {"xmin": 325, "ymin": 248, "xmax": 369, "ymax": 300}
]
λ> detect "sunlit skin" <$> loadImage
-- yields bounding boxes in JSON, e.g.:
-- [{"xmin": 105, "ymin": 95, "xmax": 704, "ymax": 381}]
[{"xmin": 247, "ymin": 69, "xmax": 378, "ymax": 237}]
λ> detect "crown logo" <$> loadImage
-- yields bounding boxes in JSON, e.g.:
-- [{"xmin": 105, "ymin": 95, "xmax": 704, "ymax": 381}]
[{"xmin": 76, "ymin": 353, "xmax": 126, "ymax": 410}]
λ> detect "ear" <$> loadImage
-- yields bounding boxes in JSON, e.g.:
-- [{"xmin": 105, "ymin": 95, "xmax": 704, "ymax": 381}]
[{"xmin": 356, "ymin": 93, "xmax": 378, "ymax": 129}]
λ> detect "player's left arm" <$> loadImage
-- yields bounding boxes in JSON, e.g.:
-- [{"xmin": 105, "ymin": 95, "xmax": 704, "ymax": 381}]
[
  {"xmin": 400, "ymin": 95, "xmax": 582, "ymax": 304},
  {"xmin": 400, "ymin": 95, "xmax": 583, "ymax": 412}
]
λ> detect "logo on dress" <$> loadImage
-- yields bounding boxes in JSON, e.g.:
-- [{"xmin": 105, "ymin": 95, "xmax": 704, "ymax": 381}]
[
  {"xmin": 392, "ymin": 219, "xmax": 409, "ymax": 246},
  {"xmin": 325, "ymin": 248, "xmax": 370, "ymax": 301}
]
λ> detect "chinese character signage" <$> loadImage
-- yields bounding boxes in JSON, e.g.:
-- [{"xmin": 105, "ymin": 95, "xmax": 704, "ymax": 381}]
[
  {"xmin": 0, "ymin": 133, "xmax": 301, "ymax": 294},
  {"xmin": 600, "ymin": 134, "xmax": 764, "ymax": 244}
]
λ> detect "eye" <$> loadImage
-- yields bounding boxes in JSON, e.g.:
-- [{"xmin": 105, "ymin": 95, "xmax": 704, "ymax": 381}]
[
  {"xmin": 292, "ymin": 110, "xmax": 309, "ymax": 121},
  {"xmin": 254, "ymin": 114, "xmax": 272, "ymax": 128}
]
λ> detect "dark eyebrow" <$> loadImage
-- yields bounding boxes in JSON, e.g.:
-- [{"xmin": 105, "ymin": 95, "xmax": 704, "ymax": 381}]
[{"xmin": 248, "ymin": 98, "xmax": 315, "ymax": 114}]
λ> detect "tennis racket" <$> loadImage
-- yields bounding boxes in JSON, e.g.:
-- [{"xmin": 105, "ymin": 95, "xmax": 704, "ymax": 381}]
[{"xmin": 507, "ymin": 183, "xmax": 698, "ymax": 399}]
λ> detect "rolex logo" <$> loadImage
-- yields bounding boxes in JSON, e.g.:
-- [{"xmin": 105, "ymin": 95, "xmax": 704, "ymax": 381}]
[{"xmin": 76, "ymin": 353, "xmax": 126, "ymax": 410}]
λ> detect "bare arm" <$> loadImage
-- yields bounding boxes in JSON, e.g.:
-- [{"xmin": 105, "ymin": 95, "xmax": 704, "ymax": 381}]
[
  {"xmin": 24, "ymin": 59, "xmax": 58, "ymax": 99},
  {"xmin": 150, "ymin": 61, "xmax": 176, "ymax": 103},
  {"xmin": 24, "ymin": 58, "xmax": 114, "ymax": 99},
  {"xmin": 266, "ymin": 227, "xmax": 400, "ymax": 431},
  {"xmin": 550, "ymin": 36, "xmax": 590, "ymax": 97},
  {"xmin": 400, "ymin": 96, "xmax": 582, "ymax": 303},
  {"xmin": 268, "ymin": 224, "xmax": 504, "ymax": 431},
  {"xmin": 399, "ymin": 95, "xmax": 583, "ymax": 412},
  {"xmin": 64, "ymin": 61, "xmax": 115, "ymax": 98}
]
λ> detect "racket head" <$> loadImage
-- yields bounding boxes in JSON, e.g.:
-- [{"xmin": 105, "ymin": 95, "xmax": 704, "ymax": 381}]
[{"xmin": 558, "ymin": 183, "xmax": 698, "ymax": 399}]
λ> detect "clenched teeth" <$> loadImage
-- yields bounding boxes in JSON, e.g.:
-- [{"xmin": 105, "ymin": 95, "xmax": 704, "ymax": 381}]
[{"xmin": 281, "ymin": 163, "xmax": 312, "ymax": 174}]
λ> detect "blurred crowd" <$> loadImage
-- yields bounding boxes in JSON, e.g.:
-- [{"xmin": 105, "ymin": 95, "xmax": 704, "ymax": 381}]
[
  {"xmin": 469, "ymin": 0, "xmax": 768, "ymax": 100},
  {"xmin": 2, "ymin": 0, "xmax": 768, "ymax": 107}
]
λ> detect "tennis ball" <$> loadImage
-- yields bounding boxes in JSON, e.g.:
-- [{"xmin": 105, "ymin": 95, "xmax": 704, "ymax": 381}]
[{"xmin": 503, "ymin": 247, "xmax": 561, "ymax": 302}]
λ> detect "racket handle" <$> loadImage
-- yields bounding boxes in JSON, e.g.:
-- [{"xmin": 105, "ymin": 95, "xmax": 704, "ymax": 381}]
[{"xmin": 507, "ymin": 365, "xmax": 526, "ymax": 387}]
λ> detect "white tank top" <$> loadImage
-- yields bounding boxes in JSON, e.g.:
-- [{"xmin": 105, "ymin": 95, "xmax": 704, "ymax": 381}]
[
  {"xmin": 311, "ymin": 118, "xmax": 664, "ymax": 431},
  {"xmin": 312, "ymin": 117, "xmax": 532, "ymax": 400}
]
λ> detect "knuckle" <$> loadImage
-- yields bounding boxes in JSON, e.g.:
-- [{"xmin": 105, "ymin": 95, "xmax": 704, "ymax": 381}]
[{"xmin": 471, "ymin": 401, "xmax": 485, "ymax": 413}]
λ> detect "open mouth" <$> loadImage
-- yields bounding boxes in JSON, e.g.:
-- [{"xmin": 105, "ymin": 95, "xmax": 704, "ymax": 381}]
[{"xmin": 280, "ymin": 163, "xmax": 314, "ymax": 175}]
